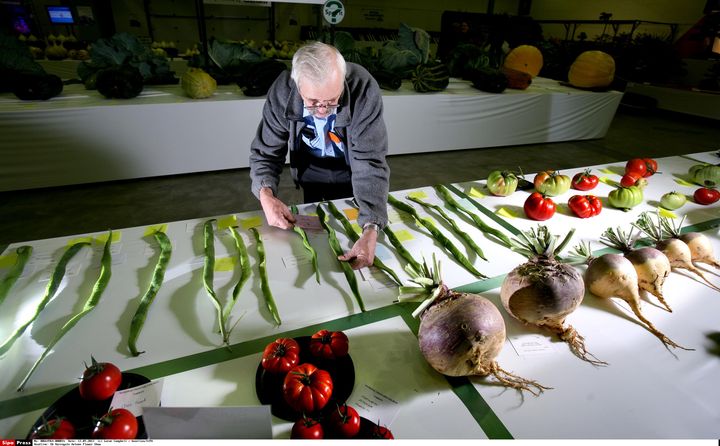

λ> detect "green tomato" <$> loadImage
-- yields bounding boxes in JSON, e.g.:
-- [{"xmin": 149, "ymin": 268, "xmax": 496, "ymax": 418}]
[
  {"xmin": 608, "ymin": 186, "xmax": 643, "ymax": 210},
  {"xmin": 689, "ymin": 164, "xmax": 720, "ymax": 187},
  {"xmin": 486, "ymin": 170, "xmax": 518, "ymax": 196},
  {"xmin": 659, "ymin": 191, "xmax": 687, "ymax": 210},
  {"xmin": 534, "ymin": 171, "xmax": 571, "ymax": 197}
]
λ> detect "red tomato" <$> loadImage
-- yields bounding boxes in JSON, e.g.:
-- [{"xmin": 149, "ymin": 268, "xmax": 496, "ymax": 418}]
[
  {"xmin": 523, "ymin": 192, "xmax": 556, "ymax": 221},
  {"xmin": 571, "ymin": 169, "xmax": 599, "ymax": 191},
  {"xmin": 568, "ymin": 195, "xmax": 603, "ymax": 218},
  {"xmin": 282, "ymin": 363, "xmax": 333, "ymax": 413},
  {"xmin": 371, "ymin": 424, "xmax": 395, "ymax": 439},
  {"xmin": 31, "ymin": 418, "xmax": 76, "ymax": 439},
  {"xmin": 642, "ymin": 158, "xmax": 658, "ymax": 177},
  {"xmin": 291, "ymin": 417, "xmax": 324, "ymax": 439},
  {"xmin": 620, "ymin": 172, "xmax": 642, "ymax": 188},
  {"xmin": 328, "ymin": 404, "xmax": 361, "ymax": 438},
  {"xmin": 261, "ymin": 338, "xmax": 300, "ymax": 374},
  {"xmin": 693, "ymin": 187, "xmax": 720, "ymax": 205},
  {"xmin": 309, "ymin": 330, "xmax": 349, "ymax": 359},
  {"xmin": 625, "ymin": 158, "xmax": 648, "ymax": 177},
  {"xmin": 91, "ymin": 408, "xmax": 138, "ymax": 440},
  {"xmin": 79, "ymin": 357, "xmax": 122, "ymax": 401}
]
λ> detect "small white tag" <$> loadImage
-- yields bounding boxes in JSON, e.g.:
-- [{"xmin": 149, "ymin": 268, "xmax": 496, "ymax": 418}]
[
  {"xmin": 359, "ymin": 267, "xmax": 396, "ymax": 290},
  {"xmin": 347, "ymin": 383, "xmax": 401, "ymax": 427},
  {"xmin": 282, "ymin": 255, "xmax": 312, "ymax": 268},
  {"xmin": 109, "ymin": 379, "xmax": 164, "ymax": 417},
  {"xmin": 507, "ymin": 333, "xmax": 556, "ymax": 356}
]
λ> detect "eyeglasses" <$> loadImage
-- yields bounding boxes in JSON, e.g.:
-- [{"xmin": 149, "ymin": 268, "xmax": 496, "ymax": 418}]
[{"xmin": 303, "ymin": 101, "xmax": 340, "ymax": 114}]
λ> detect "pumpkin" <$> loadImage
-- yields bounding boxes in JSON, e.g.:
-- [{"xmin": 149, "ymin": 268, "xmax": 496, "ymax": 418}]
[
  {"xmin": 568, "ymin": 51, "xmax": 615, "ymax": 89},
  {"xmin": 411, "ymin": 62, "xmax": 450, "ymax": 93},
  {"xmin": 689, "ymin": 163, "xmax": 720, "ymax": 187},
  {"xmin": 501, "ymin": 67, "xmax": 532, "ymax": 90},
  {"xmin": 470, "ymin": 67, "xmax": 508, "ymax": 93},
  {"xmin": 181, "ymin": 67, "xmax": 217, "ymax": 99},
  {"xmin": 503, "ymin": 45, "xmax": 543, "ymax": 77},
  {"xmin": 96, "ymin": 65, "xmax": 144, "ymax": 99}
]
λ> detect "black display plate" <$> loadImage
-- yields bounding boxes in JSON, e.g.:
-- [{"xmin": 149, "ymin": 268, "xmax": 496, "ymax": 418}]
[
  {"xmin": 255, "ymin": 336, "xmax": 355, "ymax": 422},
  {"xmin": 27, "ymin": 372, "xmax": 150, "ymax": 440}
]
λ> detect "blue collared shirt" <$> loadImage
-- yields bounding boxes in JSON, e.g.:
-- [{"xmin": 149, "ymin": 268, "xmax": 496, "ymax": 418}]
[{"xmin": 300, "ymin": 110, "xmax": 345, "ymax": 158}]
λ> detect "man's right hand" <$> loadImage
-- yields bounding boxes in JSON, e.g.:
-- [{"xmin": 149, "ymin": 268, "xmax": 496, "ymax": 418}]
[{"xmin": 259, "ymin": 187, "xmax": 296, "ymax": 230}]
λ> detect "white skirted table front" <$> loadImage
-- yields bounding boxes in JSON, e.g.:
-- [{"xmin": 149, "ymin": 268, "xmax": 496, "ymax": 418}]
[{"xmin": 0, "ymin": 77, "xmax": 623, "ymax": 192}]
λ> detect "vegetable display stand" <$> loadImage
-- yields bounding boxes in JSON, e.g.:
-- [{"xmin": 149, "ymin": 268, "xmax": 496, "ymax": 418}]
[{"xmin": 0, "ymin": 152, "xmax": 719, "ymax": 439}]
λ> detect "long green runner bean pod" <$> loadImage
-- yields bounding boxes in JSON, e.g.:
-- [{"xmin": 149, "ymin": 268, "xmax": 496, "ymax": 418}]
[
  {"xmin": 407, "ymin": 196, "xmax": 487, "ymax": 261},
  {"xmin": 325, "ymin": 201, "xmax": 402, "ymax": 286},
  {"xmin": 290, "ymin": 205, "xmax": 320, "ymax": 284},
  {"xmin": 0, "ymin": 242, "xmax": 88, "ymax": 357},
  {"xmin": 434, "ymin": 184, "xmax": 514, "ymax": 248},
  {"xmin": 387, "ymin": 195, "xmax": 486, "ymax": 279},
  {"xmin": 223, "ymin": 226, "xmax": 252, "ymax": 324},
  {"xmin": 128, "ymin": 230, "xmax": 172, "ymax": 357},
  {"xmin": 381, "ymin": 225, "xmax": 423, "ymax": 273},
  {"xmin": 17, "ymin": 232, "xmax": 113, "ymax": 392},
  {"xmin": 316, "ymin": 204, "xmax": 366, "ymax": 312},
  {"xmin": 202, "ymin": 219, "xmax": 230, "ymax": 345},
  {"xmin": 250, "ymin": 227, "xmax": 282, "ymax": 325},
  {"xmin": 0, "ymin": 245, "xmax": 33, "ymax": 307}
]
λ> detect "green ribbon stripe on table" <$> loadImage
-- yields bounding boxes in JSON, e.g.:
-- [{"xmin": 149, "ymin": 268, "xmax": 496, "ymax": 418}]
[{"xmin": 2, "ymin": 181, "xmax": 719, "ymax": 439}]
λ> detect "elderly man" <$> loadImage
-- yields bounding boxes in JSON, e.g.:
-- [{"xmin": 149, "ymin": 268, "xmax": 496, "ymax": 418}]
[{"xmin": 249, "ymin": 41, "xmax": 390, "ymax": 270}]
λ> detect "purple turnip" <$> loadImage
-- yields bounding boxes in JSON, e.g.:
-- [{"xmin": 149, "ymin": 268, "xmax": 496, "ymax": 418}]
[
  {"xmin": 398, "ymin": 256, "xmax": 548, "ymax": 395},
  {"xmin": 501, "ymin": 226, "xmax": 605, "ymax": 366}
]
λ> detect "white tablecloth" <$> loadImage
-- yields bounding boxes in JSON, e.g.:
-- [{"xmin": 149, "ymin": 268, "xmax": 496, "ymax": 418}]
[
  {"xmin": 0, "ymin": 78, "xmax": 623, "ymax": 192},
  {"xmin": 0, "ymin": 154, "xmax": 718, "ymax": 439}
]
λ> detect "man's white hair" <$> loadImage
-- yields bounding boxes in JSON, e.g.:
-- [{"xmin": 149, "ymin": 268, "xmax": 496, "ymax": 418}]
[{"xmin": 291, "ymin": 41, "xmax": 346, "ymax": 89}]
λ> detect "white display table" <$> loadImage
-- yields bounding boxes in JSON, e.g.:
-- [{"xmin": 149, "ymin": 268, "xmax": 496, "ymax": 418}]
[
  {"xmin": 0, "ymin": 78, "xmax": 623, "ymax": 192},
  {"xmin": 0, "ymin": 153, "xmax": 718, "ymax": 439}
]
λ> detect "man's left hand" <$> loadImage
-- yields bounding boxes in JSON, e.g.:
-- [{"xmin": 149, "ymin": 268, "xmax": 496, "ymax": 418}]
[{"xmin": 338, "ymin": 228, "xmax": 377, "ymax": 270}]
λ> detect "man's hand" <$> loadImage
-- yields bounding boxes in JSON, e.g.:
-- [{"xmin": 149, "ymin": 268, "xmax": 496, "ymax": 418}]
[
  {"xmin": 259, "ymin": 187, "xmax": 295, "ymax": 230},
  {"xmin": 338, "ymin": 227, "xmax": 377, "ymax": 270}
]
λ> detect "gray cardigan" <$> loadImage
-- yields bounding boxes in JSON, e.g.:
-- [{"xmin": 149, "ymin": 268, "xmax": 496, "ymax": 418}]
[{"xmin": 249, "ymin": 62, "xmax": 390, "ymax": 229}]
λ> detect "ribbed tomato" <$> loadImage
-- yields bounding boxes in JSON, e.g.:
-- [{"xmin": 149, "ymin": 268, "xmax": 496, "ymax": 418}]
[
  {"xmin": 524, "ymin": 192, "xmax": 556, "ymax": 221},
  {"xmin": 261, "ymin": 338, "xmax": 300, "ymax": 374},
  {"xmin": 309, "ymin": 330, "xmax": 349, "ymax": 359},
  {"xmin": 282, "ymin": 363, "xmax": 333, "ymax": 413},
  {"xmin": 328, "ymin": 404, "xmax": 361, "ymax": 438},
  {"xmin": 571, "ymin": 169, "xmax": 599, "ymax": 191},
  {"xmin": 568, "ymin": 195, "xmax": 602, "ymax": 218}
]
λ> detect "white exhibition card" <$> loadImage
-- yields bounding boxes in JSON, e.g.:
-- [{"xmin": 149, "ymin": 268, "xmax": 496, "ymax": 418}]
[
  {"xmin": 507, "ymin": 333, "xmax": 557, "ymax": 356},
  {"xmin": 347, "ymin": 383, "xmax": 401, "ymax": 427},
  {"xmin": 141, "ymin": 406, "xmax": 273, "ymax": 439},
  {"xmin": 109, "ymin": 379, "xmax": 163, "ymax": 417}
]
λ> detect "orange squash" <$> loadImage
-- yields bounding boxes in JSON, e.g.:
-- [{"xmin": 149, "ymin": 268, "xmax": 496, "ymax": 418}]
[
  {"xmin": 503, "ymin": 45, "xmax": 543, "ymax": 77},
  {"xmin": 568, "ymin": 51, "xmax": 615, "ymax": 88}
]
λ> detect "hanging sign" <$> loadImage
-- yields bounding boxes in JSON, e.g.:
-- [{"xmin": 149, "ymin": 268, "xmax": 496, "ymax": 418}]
[{"xmin": 322, "ymin": 0, "xmax": 345, "ymax": 25}]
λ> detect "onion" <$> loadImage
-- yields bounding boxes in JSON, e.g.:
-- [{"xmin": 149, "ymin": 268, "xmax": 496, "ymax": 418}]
[
  {"xmin": 501, "ymin": 226, "xmax": 605, "ymax": 366},
  {"xmin": 601, "ymin": 227, "xmax": 672, "ymax": 312},
  {"xmin": 399, "ymin": 256, "xmax": 548, "ymax": 395},
  {"xmin": 576, "ymin": 242, "xmax": 691, "ymax": 350}
]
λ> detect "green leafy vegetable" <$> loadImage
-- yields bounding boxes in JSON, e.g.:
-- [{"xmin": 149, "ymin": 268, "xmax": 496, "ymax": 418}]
[
  {"xmin": 0, "ymin": 242, "xmax": 87, "ymax": 357},
  {"xmin": 290, "ymin": 205, "xmax": 320, "ymax": 284},
  {"xmin": 17, "ymin": 232, "xmax": 113, "ymax": 392},
  {"xmin": 250, "ymin": 227, "xmax": 282, "ymax": 325},
  {"xmin": 0, "ymin": 246, "xmax": 32, "ymax": 307},
  {"xmin": 128, "ymin": 230, "xmax": 172, "ymax": 356},
  {"xmin": 387, "ymin": 195, "xmax": 486, "ymax": 278},
  {"xmin": 317, "ymin": 204, "xmax": 366, "ymax": 312},
  {"xmin": 407, "ymin": 196, "xmax": 487, "ymax": 261},
  {"xmin": 324, "ymin": 201, "xmax": 402, "ymax": 286}
]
